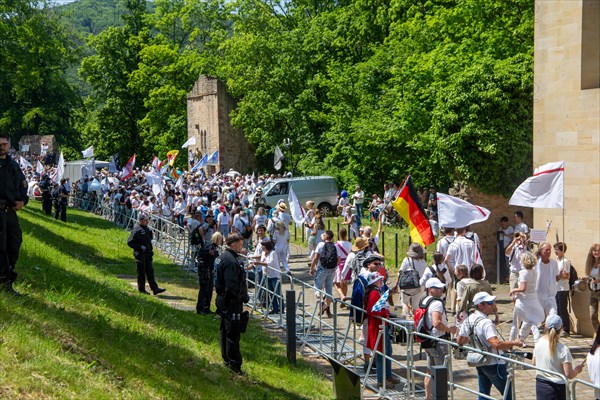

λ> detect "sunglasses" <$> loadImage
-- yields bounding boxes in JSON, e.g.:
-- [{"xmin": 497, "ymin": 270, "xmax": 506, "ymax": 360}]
[
  {"xmin": 371, "ymin": 262, "xmax": 383, "ymax": 266},
  {"xmin": 483, "ymin": 301, "xmax": 494, "ymax": 305}
]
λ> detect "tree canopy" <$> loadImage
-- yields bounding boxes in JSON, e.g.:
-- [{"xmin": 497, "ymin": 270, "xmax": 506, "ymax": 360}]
[{"xmin": 2, "ymin": 0, "xmax": 534, "ymax": 195}]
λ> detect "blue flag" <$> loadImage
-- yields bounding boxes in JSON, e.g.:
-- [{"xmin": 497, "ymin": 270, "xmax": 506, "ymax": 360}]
[
  {"xmin": 191, "ymin": 154, "xmax": 208, "ymax": 172},
  {"xmin": 208, "ymin": 150, "xmax": 219, "ymax": 165},
  {"xmin": 371, "ymin": 289, "xmax": 390, "ymax": 312}
]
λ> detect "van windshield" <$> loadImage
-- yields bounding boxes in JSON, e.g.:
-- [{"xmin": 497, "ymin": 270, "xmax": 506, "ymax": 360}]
[{"xmin": 261, "ymin": 181, "xmax": 275, "ymax": 193}]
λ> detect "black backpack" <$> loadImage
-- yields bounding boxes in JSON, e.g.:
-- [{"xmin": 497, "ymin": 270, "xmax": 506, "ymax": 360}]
[
  {"xmin": 569, "ymin": 263, "xmax": 578, "ymax": 291},
  {"xmin": 240, "ymin": 219, "xmax": 253, "ymax": 239},
  {"xmin": 319, "ymin": 242, "xmax": 338, "ymax": 269},
  {"xmin": 190, "ymin": 226, "xmax": 204, "ymax": 246}
]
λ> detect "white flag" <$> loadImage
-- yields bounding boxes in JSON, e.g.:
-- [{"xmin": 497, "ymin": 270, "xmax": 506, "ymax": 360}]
[
  {"xmin": 52, "ymin": 152, "xmax": 65, "ymax": 183},
  {"xmin": 19, "ymin": 156, "xmax": 33, "ymax": 171},
  {"xmin": 36, "ymin": 160, "xmax": 44, "ymax": 174},
  {"xmin": 274, "ymin": 145, "xmax": 284, "ymax": 171},
  {"xmin": 175, "ymin": 174, "xmax": 184, "ymax": 190},
  {"xmin": 181, "ymin": 137, "xmax": 197, "ymax": 148},
  {"xmin": 437, "ymin": 193, "xmax": 491, "ymax": 228},
  {"xmin": 81, "ymin": 145, "xmax": 94, "ymax": 158},
  {"xmin": 509, "ymin": 161, "xmax": 564, "ymax": 209},
  {"xmin": 287, "ymin": 186, "xmax": 305, "ymax": 227}
]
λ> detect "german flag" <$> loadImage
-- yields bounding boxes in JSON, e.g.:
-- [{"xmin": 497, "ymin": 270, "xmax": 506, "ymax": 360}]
[{"xmin": 391, "ymin": 176, "xmax": 435, "ymax": 247}]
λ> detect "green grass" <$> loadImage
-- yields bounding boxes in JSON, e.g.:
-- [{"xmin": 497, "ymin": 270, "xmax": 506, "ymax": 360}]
[{"xmin": 0, "ymin": 206, "xmax": 331, "ymax": 399}]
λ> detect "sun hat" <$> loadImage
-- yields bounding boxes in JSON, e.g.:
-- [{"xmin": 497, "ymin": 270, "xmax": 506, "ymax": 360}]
[
  {"xmin": 362, "ymin": 255, "xmax": 384, "ymax": 269},
  {"xmin": 473, "ymin": 292, "xmax": 496, "ymax": 306},
  {"xmin": 277, "ymin": 202, "xmax": 287, "ymax": 211},
  {"xmin": 406, "ymin": 242, "xmax": 425, "ymax": 258},
  {"xmin": 425, "ymin": 278, "xmax": 446, "ymax": 289},
  {"xmin": 367, "ymin": 272, "xmax": 384, "ymax": 286},
  {"xmin": 352, "ymin": 237, "xmax": 369, "ymax": 252}
]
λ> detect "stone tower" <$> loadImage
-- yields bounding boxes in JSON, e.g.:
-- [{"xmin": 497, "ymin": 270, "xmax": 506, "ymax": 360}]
[{"xmin": 187, "ymin": 75, "xmax": 255, "ymax": 174}]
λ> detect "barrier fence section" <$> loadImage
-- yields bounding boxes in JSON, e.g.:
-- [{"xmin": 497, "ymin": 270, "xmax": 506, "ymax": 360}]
[{"xmin": 71, "ymin": 195, "xmax": 599, "ymax": 399}]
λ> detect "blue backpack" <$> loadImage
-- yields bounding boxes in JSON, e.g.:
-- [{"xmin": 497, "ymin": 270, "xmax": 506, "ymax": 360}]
[{"xmin": 350, "ymin": 276, "xmax": 368, "ymax": 324}]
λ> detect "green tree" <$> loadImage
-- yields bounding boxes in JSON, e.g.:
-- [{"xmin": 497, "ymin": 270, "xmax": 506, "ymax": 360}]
[{"xmin": 0, "ymin": 0, "xmax": 81, "ymax": 149}]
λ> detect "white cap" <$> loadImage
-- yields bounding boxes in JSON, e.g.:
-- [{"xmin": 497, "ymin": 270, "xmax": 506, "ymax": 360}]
[
  {"xmin": 545, "ymin": 314, "xmax": 563, "ymax": 330},
  {"xmin": 425, "ymin": 278, "xmax": 446, "ymax": 289},
  {"xmin": 367, "ymin": 272, "xmax": 384, "ymax": 286},
  {"xmin": 473, "ymin": 292, "xmax": 496, "ymax": 306}
]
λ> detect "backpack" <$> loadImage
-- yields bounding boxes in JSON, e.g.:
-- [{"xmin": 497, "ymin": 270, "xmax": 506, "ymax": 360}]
[
  {"xmin": 351, "ymin": 250, "xmax": 371, "ymax": 280},
  {"xmin": 414, "ymin": 297, "xmax": 443, "ymax": 348},
  {"xmin": 319, "ymin": 242, "xmax": 338, "ymax": 269},
  {"xmin": 399, "ymin": 259, "xmax": 421, "ymax": 290},
  {"xmin": 350, "ymin": 276, "xmax": 368, "ymax": 324},
  {"xmin": 569, "ymin": 263, "xmax": 578, "ymax": 291},
  {"xmin": 428, "ymin": 265, "xmax": 448, "ymax": 284},
  {"xmin": 465, "ymin": 317, "xmax": 492, "ymax": 367},
  {"xmin": 240, "ymin": 219, "xmax": 253, "ymax": 239},
  {"xmin": 190, "ymin": 226, "xmax": 204, "ymax": 246}
]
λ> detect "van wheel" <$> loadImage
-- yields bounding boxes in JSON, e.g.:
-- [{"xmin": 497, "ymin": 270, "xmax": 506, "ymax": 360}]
[{"xmin": 317, "ymin": 203, "xmax": 333, "ymax": 217}]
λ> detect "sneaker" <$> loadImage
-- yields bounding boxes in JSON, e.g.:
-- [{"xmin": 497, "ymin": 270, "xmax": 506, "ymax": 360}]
[{"xmin": 387, "ymin": 376, "xmax": 401, "ymax": 385}]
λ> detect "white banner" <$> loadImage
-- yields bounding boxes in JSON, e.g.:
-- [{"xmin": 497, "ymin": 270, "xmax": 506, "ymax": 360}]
[
  {"xmin": 36, "ymin": 160, "xmax": 44, "ymax": 174},
  {"xmin": 52, "ymin": 152, "xmax": 64, "ymax": 183},
  {"xmin": 437, "ymin": 193, "xmax": 491, "ymax": 228},
  {"xmin": 509, "ymin": 161, "xmax": 564, "ymax": 209},
  {"xmin": 81, "ymin": 145, "xmax": 94, "ymax": 158},
  {"xmin": 181, "ymin": 137, "xmax": 196, "ymax": 148},
  {"xmin": 287, "ymin": 186, "xmax": 305, "ymax": 227},
  {"xmin": 274, "ymin": 145, "xmax": 284, "ymax": 171}
]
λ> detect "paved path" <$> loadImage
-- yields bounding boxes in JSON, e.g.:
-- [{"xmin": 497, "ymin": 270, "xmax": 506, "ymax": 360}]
[{"xmin": 125, "ymin": 241, "xmax": 596, "ymax": 399}]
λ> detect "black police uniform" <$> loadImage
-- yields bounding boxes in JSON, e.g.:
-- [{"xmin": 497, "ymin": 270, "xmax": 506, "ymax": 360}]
[
  {"xmin": 195, "ymin": 241, "xmax": 219, "ymax": 314},
  {"xmin": 0, "ymin": 155, "xmax": 28, "ymax": 292},
  {"xmin": 127, "ymin": 222, "xmax": 162, "ymax": 294},
  {"xmin": 215, "ymin": 247, "xmax": 249, "ymax": 373},
  {"xmin": 39, "ymin": 175, "xmax": 52, "ymax": 215},
  {"xmin": 57, "ymin": 183, "xmax": 69, "ymax": 222}
]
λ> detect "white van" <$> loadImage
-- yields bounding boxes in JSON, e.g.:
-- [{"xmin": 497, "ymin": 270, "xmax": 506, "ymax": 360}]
[{"xmin": 255, "ymin": 176, "xmax": 338, "ymax": 215}]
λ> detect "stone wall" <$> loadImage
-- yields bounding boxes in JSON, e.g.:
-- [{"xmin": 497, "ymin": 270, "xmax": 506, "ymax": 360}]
[
  {"xmin": 186, "ymin": 75, "xmax": 255, "ymax": 174},
  {"xmin": 18, "ymin": 135, "xmax": 56, "ymax": 155},
  {"xmin": 533, "ymin": 0, "xmax": 600, "ymax": 336}
]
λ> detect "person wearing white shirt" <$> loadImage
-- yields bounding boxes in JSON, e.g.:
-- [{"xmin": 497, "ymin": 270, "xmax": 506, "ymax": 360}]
[
  {"xmin": 216, "ymin": 205, "xmax": 230, "ymax": 237},
  {"xmin": 505, "ymin": 232, "xmax": 528, "ymax": 289},
  {"xmin": 398, "ymin": 243, "xmax": 428, "ymax": 315},
  {"xmin": 533, "ymin": 315, "xmax": 583, "ymax": 399},
  {"xmin": 457, "ymin": 292, "xmax": 522, "ymax": 400},
  {"xmin": 352, "ymin": 185, "xmax": 365, "ymax": 224},
  {"xmin": 444, "ymin": 227, "xmax": 479, "ymax": 275},
  {"xmin": 587, "ymin": 327, "xmax": 600, "ymax": 400},
  {"xmin": 513, "ymin": 210, "xmax": 529, "ymax": 234},
  {"xmin": 422, "ymin": 278, "xmax": 455, "ymax": 400},
  {"xmin": 252, "ymin": 240, "xmax": 282, "ymax": 313},
  {"xmin": 554, "ymin": 242, "xmax": 571, "ymax": 337},
  {"xmin": 436, "ymin": 228, "xmax": 455, "ymax": 258},
  {"xmin": 536, "ymin": 242, "xmax": 560, "ymax": 317},
  {"xmin": 420, "ymin": 252, "xmax": 451, "ymax": 295}
]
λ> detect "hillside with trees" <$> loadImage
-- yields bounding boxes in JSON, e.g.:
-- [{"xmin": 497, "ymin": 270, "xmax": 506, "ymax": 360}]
[{"xmin": 1, "ymin": 0, "xmax": 534, "ymax": 195}]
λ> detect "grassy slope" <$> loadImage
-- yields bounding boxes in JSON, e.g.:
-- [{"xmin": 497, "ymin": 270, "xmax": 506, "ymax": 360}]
[{"xmin": 0, "ymin": 206, "xmax": 330, "ymax": 399}]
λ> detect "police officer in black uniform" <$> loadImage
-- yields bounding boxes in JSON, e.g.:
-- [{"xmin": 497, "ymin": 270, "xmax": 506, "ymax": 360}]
[
  {"xmin": 196, "ymin": 232, "xmax": 222, "ymax": 315},
  {"xmin": 0, "ymin": 133, "xmax": 28, "ymax": 296},
  {"xmin": 215, "ymin": 233, "xmax": 250, "ymax": 374},
  {"xmin": 56, "ymin": 178, "xmax": 69, "ymax": 222},
  {"xmin": 39, "ymin": 172, "xmax": 52, "ymax": 215},
  {"xmin": 127, "ymin": 213, "xmax": 166, "ymax": 295}
]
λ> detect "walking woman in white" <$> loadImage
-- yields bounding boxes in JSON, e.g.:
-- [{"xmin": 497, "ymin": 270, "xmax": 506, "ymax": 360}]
[
  {"xmin": 587, "ymin": 326, "xmax": 600, "ymax": 400},
  {"xmin": 398, "ymin": 243, "xmax": 428, "ymax": 315},
  {"xmin": 508, "ymin": 251, "xmax": 545, "ymax": 343},
  {"xmin": 272, "ymin": 220, "xmax": 291, "ymax": 273}
]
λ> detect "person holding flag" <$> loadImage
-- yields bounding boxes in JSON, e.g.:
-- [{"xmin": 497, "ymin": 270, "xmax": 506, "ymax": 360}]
[{"xmin": 365, "ymin": 271, "xmax": 400, "ymax": 388}]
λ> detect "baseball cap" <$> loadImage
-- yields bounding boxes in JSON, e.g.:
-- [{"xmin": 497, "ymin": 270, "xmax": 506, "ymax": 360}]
[
  {"xmin": 472, "ymin": 292, "xmax": 496, "ymax": 306},
  {"xmin": 545, "ymin": 314, "xmax": 563, "ymax": 330},
  {"xmin": 425, "ymin": 278, "xmax": 446, "ymax": 289},
  {"xmin": 367, "ymin": 272, "xmax": 384, "ymax": 286}
]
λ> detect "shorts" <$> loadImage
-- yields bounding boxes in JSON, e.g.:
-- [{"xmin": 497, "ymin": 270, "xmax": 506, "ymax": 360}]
[{"xmin": 424, "ymin": 342, "xmax": 448, "ymax": 368}]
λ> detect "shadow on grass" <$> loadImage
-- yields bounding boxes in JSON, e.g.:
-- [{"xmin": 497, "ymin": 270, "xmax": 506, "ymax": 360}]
[
  {"xmin": 5, "ymin": 294, "xmax": 311, "ymax": 399},
  {"xmin": 8, "ymin": 207, "xmax": 327, "ymax": 398}
]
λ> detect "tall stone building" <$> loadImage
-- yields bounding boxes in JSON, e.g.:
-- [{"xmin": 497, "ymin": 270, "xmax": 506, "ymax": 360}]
[
  {"xmin": 534, "ymin": 0, "xmax": 599, "ymax": 335},
  {"xmin": 187, "ymin": 75, "xmax": 255, "ymax": 174}
]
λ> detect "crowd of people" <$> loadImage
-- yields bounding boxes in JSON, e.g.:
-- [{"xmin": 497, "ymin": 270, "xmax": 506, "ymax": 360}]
[{"xmin": 5, "ymin": 145, "xmax": 600, "ymax": 398}]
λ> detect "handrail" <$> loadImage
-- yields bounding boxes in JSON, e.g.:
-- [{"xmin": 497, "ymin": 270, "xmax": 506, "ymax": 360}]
[{"xmin": 571, "ymin": 378, "xmax": 600, "ymax": 400}]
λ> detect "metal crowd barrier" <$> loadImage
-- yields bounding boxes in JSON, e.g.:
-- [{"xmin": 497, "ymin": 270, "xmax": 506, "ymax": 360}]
[{"xmin": 71, "ymin": 194, "xmax": 596, "ymax": 399}]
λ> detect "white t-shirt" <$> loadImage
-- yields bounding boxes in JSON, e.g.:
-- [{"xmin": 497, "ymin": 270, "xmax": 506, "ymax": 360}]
[
  {"xmin": 534, "ymin": 337, "xmax": 573, "ymax": 383},
  {"xmin": 446, "ymin": 236, "xmax": 478, "ymax": 271},
  {"xmin": 591, "ymin": 267, "xmax": 600, "ymax": 291},
  {"xmin": 436, "ymin": 236, "xmax": 454, "ymax": 257},
  {"xmin": 254, "ymin": 214, "xmax": 267, "ymax": 228},
  {"xmin": 217, "ymin": 212, "xmax": 230, "ymax": 227},
  {"xmin": 459, "ymin": 310, "xmax": 505, "ymax": 365},
  {"xmin": 508, "ymin": 244, "xmax": 526, "ymax": 274},
  {"xmin": 423, "ymin": 296, "xmax": 448, "ymax": 338},
  {"xmin": 536, "ymin": 259, "xmax": 560, "ymax": 297},
  {"xmin": 335, "ymin": 240, "xmax": 352, "ymax": 261},
  {"xmin": 587, "ymin": 350, "xmax": 600, "ymax": 399},
  {"xmin": 556, "ymin": 257, "xmax": 571, "ymax": 292},
  {"xmin": 353, "ymin": 190, "xmax": 364, "ymax": 205},
  {"xmin": 261, "ymin": 250, "xmax": 281, "ymax": 278},
  {"xmin": 420, "ymin": 264, "xmax": 452, "ymax": 288},
  {"xmin": 518, "ymin": 268, "xmax": 538, "ymax": 299},
  {"xmin": 501, "ymin": 226, "xmax": 514, "ymax": 248},
  {"xmin": 514, "ymin": 222, "xmax": 529, "ymax": 234}
]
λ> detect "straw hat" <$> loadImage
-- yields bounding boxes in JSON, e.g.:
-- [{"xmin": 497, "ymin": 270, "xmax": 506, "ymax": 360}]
[
  {"xmin": 352, "ymin": 237, "xmax": 369, "ymax": 252},
  {"xmin": 277, "ymin": 203, "xmax": 287, "ymax": 211}
]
